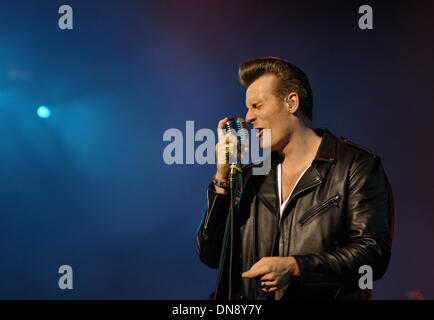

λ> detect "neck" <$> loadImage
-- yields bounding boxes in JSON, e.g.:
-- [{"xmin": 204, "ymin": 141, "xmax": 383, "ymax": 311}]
[{"xmin": 279, "ymin": 123, "xmax": 322, "ymax": 169}]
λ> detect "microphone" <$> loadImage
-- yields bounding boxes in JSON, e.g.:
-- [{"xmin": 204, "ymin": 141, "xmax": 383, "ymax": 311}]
[{"xmin": 223, "ymin": 117, "xmax": 248, "ymax": 167}]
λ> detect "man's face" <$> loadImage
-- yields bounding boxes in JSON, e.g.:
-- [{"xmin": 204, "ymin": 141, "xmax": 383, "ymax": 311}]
[{"xmin": 245, "ymin": 74, "xmax": 291, "ymax": 151}]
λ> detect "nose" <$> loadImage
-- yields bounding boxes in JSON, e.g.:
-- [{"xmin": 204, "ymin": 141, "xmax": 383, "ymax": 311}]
[{"xmin": 245, "ymin": 109, "xmax": 255, "ymax": 125}]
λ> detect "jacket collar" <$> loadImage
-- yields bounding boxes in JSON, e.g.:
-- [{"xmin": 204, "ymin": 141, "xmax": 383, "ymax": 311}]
[
  {"xmin": 254, "ymin": 128, "xmax": 338, "ymax": 216},
  {"xmin": 268, "ymin": 127, "xmax": 337, "ymax": 165},
  {"xmin": 312, "ymin": 128, "xmax": 337, "ymax": 164}
]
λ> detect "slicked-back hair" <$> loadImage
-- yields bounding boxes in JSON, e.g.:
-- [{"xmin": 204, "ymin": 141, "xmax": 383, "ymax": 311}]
[{"xmin": 239, "ymin": 57, "xmax": 313, "ymax": 126}]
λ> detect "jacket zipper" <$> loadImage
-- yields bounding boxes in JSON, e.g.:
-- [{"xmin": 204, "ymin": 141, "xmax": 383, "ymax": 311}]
[
  {"xmin": 271, "ymin": 178, "xmax": 323, "ymax": 257},
  {"xmin": 299, "ymin": 194, "xmax": 341, "ymax": 225}
]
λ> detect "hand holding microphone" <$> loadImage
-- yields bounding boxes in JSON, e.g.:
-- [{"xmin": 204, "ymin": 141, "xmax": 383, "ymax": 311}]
[{"xmin": 214, "ymin": 117, "xmax": 248, "ymax": 194}]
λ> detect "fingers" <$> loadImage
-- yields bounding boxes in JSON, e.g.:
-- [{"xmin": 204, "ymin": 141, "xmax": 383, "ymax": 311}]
[
  {"xmin": 260, "ymin": 279, "xmax": 278, "ymax": 286},
  {"xmin": 216, "ymin": 137, "xmax": 240, "ymax": 165},
  {"xmin": 216, "ymin": 121, "xmax": 242, "ymax": 164},
  {"xmin": 259, "ymin": 278, "xmax": 279, "ymax": 292},
  {"xmin": 243, "ymin": 257, "xmax": 292, "ymax": 293},
  {"xmin": 259, "ymin": 273, "xmax": 277, "ymax": 290},
  {"xmin": 242, "ymin": 265, "xmax": 271, "ymax": 279},
  {"xmin": 260, "ymin": 278, "xmax": 279, "ymax": 292},
  {"xmin": 242, "ymin": 257, "xmax": 269, "ymax": 275},
  {"xmin": 262, "ymin": 286, "xmax": 278, "ymax": 292},
  {"xmin": 217, "ymin": 117, "xmax": 228, "ymax": 142},
  {"xmin": 259, "ymin": 273, "xmax": 275, "ymax": 281},
  {"xmin": 217, "ymin": 118, "xmax": 240, "ymax": 144},
  {"xmin": 225, "ymin": 133, "xmax": 239, "ymax": 145}
]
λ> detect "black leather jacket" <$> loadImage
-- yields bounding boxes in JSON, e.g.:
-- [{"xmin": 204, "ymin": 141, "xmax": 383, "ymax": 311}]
[{"xmin": 196, "ymin": 128, "xmax": 395, "ymax": 300}]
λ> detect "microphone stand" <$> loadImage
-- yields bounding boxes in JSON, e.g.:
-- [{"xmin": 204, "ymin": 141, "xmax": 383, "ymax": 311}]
[
  {"xmin": 221, "ymin": 117, "xmax": 246, "ymax": 300},
  {"xmin": 228, "ymin": 162, "xmax": 242, "ymax": 300}
]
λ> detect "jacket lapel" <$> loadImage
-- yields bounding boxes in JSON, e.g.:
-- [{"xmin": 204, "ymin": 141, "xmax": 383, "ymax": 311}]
[
  {"xmin": 254, "ymin": 152, "xmax": 281, "ymax": 217},
  {"xmin": 283, "ymin": 128, "xmax": 338, "ymax": 214},
  {"xmin": 286, "ymin": 167, "xmax": 323, "ymax": 206}
]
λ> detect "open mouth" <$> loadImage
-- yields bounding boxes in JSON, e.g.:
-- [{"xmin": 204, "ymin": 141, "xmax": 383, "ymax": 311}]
[{"xmin": 255, "ymin": 128, "xmax": 264, "ymax": 137}]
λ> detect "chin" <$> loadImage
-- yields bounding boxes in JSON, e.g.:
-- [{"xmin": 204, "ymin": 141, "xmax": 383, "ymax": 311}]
[
  {"xmin": 260, "ymin": 139, "xmax": 274, "ymax": 151},
  {"xmin": 258, "ymin": 130, "xmax": 274, "ymax": 151}
]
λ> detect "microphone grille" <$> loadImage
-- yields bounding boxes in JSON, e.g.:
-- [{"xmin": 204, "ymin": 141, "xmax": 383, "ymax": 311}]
[{"xmin": 224, "ymin": 118, "xmax": 248, "ymax": 143}]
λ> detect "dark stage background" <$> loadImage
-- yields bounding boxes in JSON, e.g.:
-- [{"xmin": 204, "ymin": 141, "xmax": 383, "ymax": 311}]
[{"xmin": 0, "ymin": 0, "xmax": 433, "ymax": 299}]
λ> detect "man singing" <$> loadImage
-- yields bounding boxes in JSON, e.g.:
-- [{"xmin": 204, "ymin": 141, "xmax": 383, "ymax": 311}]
[{"xmin": 196, "ymin": 57, "xmax": 395, "ymax": 300}]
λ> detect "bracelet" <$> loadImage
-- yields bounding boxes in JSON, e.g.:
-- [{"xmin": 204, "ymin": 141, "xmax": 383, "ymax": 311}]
[{"xmin": 213, "ymin": 174, "xmax": 229, "ymax": 189}]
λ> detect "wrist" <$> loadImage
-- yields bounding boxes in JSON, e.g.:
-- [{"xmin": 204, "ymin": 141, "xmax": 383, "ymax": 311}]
[
  {"xmin": 215, "ymin": 171, "xmax": 229, "ymax": 181},
  {"xmin": 213, "ymin": 174, "xmax": 229, "ymax": 188},
  {"xmin": 213, "ymin": 173, "xmax": 229, "ymax": 195}
]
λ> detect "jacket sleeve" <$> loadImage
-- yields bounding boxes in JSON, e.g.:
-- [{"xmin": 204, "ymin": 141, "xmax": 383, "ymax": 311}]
[
  {"xmin": 196, "ymin": 182, "xmax": 231, "ymax": 268},
  {"xmin": 292, "ymin": 156, "xmax": 395, "ymax": 291}
]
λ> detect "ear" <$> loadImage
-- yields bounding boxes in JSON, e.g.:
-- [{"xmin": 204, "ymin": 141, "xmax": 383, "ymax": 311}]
[{"xmin": 285, "ymin": 92, "xmax": 299, "ymax": 115}]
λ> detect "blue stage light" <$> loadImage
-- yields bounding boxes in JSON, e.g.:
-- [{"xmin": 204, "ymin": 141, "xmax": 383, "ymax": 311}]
[{"xmin": 37, "ymin": 106, "xmax": 51, "ymax": 118}]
